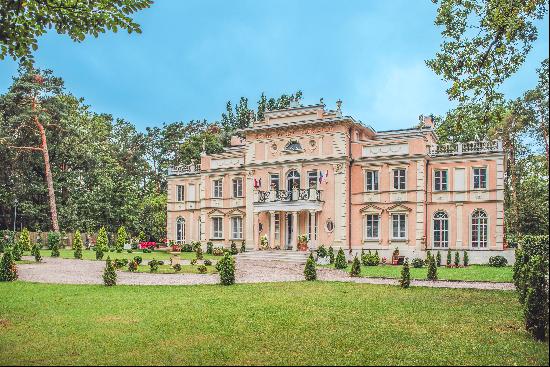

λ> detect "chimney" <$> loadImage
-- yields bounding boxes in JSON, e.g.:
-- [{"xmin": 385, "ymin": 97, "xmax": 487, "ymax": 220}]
[{"xmin": 421, "ymin": 114, "xmax": 434, "ymax": 128}]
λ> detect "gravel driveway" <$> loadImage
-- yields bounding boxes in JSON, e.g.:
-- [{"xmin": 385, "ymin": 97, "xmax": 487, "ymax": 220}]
[{"xmin": 16, "ymin": 256, "xmax": 514, "ymax": 290}]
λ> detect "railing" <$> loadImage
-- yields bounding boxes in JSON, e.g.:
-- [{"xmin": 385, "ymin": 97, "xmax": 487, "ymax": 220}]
[
  {"xmin": 255, "ymin": 188, "xmax": 322, "ymax": 203},
  {"xmin": 168, "ymin": 163, "xmax": 201, "ymax": 175},
  {"xmin": 429, "ymin": 140, "xmax": 502, "ymax": 156}
]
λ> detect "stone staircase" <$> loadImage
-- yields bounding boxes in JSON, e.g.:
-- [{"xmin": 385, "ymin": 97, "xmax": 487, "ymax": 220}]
[{"xmin": 236, "ymin": 250, "xmax": 310, "ymax": 264}]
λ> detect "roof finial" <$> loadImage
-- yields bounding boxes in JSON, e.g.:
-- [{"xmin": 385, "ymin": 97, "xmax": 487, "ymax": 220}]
[
  {"xmin": 320, "ymin": 97, "xmax": 325, "ymax": 106},
  {"xmin": 336, "ymin": 99, "xmax": 342, "ymax": 116}
]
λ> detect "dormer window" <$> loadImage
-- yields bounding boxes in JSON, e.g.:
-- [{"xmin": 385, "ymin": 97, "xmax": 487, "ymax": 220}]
[{"xmin": 284, "ymin": 140, "xmax": 303, "ymax": 152}]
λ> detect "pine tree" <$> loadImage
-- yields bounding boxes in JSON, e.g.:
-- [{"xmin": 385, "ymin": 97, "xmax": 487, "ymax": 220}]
[
  {"xmin": 334, "ymin": 248, "xmax": 347, "ymax": 270},
  {"xmin": 48, "ymin": 232, "xmax": 60, "ymax": 257},
  {"xmin": 436, "ymin": 251, "xmax": 442, "ymax": 267},
  {"xmin": 0, "ymin": 249, "xmax": 17, "ymax": 281},
  {"xmin": 31, "ymin": 243, "xmax": 42, "ymax": 262},
  {"xmin": 523, "ymin": 255, "xmax": 548, "ymax": 341},
  {"xmin": 427, "ymin": 255, "xmax": 438, "ymax": 281},
  {"xmin": 400, "ymin": 258, "xmax": 411, "ymax": 288},
  {"xmin": 304, "ymin": 253, "xmax": 317, "ymax": 281},
  {"xmin": 19, "ymin": 228, "xmax": 31, "ymax": 251},
  {"xmin": 454, "ymin": 251, "xmax": 460, "ymax": 267},
  {"xmin": 102, "ymin": 257, "xmax": 117, "ymax": 286},
  {"xmin": 115, "ymin": 226, "xmax": 127, "ymax": 253},
  {"xmin": 328, "ymin": 246, "xmax": 335, "ymax": 264},
  {"xmin": 446, "ymin": 249, "xmax": 452, "ymax": 266},
  {"xmin": 350, "ymin": 255, "xmax": 361, "ymax": 277},
  {"xmin": 73, "ymin": 230, "xmax": 83, "ymax": 259},
  {"xmin": 96, "ymin": 227, "xmax": 108, "ymax": 260},
  {"xmin": 463, "ymin": 251, "xmax": 469, "ymax": 267}
]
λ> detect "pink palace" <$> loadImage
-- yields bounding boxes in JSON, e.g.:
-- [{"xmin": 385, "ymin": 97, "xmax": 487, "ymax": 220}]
[{"xmin": 166, "ymin": 100, "xmax": 510, "ymax": 263}]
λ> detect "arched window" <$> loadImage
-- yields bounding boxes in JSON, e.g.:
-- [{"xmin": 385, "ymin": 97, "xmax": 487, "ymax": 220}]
[
  {"xmin": 286, "ymin": 170, "xmax": 301, "ymax": 190},
  {"xmin": 176, "ymin": 217, "xmax": 185, "ymax": 243},
  {"xmin": 471, "ymin": 209, "xmax": 488, "ymax": 248},
  {"xmin": 433, "ymin": 211, "xmax": 448, "ymax": 248},
  {"xmin": 285, "ymin": 140, "xmax": 302, "ymax": 152}
]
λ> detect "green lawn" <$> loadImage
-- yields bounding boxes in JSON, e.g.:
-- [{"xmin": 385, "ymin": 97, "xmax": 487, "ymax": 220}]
[
  {"xmin": 324, "ymin": 264, "xmax": 513, "ymax": 283},
  {"xmin": 24, "ymin": 248, "xmax": 220, "ymax": 261},
  {"xmin": 131, "ymin": 264, "xmax": 217, "ymax": 274},
  {"xmin": 0, "ymin": 282, "xmax": 547, "ymax": 366}
]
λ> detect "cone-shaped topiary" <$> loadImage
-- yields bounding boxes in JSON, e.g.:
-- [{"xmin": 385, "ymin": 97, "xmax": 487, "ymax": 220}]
[
  {"xmin": 350, "ymin": 255, "xmax": 361, "ymax": 277},
  {"xmin": 328, "ymin": 246, "xmax": 335, "ymax": 264},
  {"xmin": 304, "ymin": 253, "xmax": 317, "ymax": 281},
  {"xmin": 196, "ymin": 246, "xmax": 204, "ymax": 260},
  {"xmin": 115, "ymin": 226, "xmax": 127, "ymax": 253},
  {"xmin": 12, "ymin": 234, "xmax": 23, "ymax": 261},
  {"xmin": 0, "ymin": 249, "xmax": 17, "ymax": 281},
  {"xmin": 102, "ymin": 257, "xmax": 117, "ymax": 286},
  {"xmin": 48, "ymin": 232, "xmax": 60, "ymax": 257},
  {"xmin": 128, "ymin": 260, "xmax": 138, "ymax": 272},
  {"xmin": 206, "ymin": 241, "xmax": 213, "ymax": 254},
  {"xmin": 436, "ymin": 251, "xmax": 442, "ymax": 267},
  {"xmin": 446, "ymin": 249, "xmax": 452, "ymax": 266},
  {"xmin": 523, "ymin": 255, "xmax": 548, "ymax": 341},
  {"xmin": 218, "ymin": 253, "xmax": 235, "ymax": 285},
  {"xmin": 31, "ymin": 243, "xmax": 42, "ymax": 262},
  {"xmin": 400, "ymin": 258, "xmax": 411, "ymax": 288},
  {"xmin": 454, "ymin": 251, "xmax": 460, "ymax": 267},
  {"xmin": 240, "ymin": 241, "xmax": 246, "ymax": 253},
  {"xmin": 427, "ymin": 254, "xmax": 438, "ymax": 281},
  {"xmin": 96, "ymin": 227, "xmax": 108, "ymax": 260},
  {"xmin": 230, "ymin": 241, "xmax": 238, "ymax": 255},
  {"xmin": 463, "ymin": 251, "xmax": 469, "ymax": 267},
  {"xmin": 73, "ymin": 230, "xmax": 83, "ymax": 259},
  {"xmin": 334, "ymin": 248, "xmax": 347, "ymax": 270},
  {"xmin": 19, "ymin": 228, "xmax": 31, "ymax": 251}
]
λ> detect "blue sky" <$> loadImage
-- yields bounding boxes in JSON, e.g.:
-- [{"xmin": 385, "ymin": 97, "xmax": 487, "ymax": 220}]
[{"xmin": 0, "ymin": 0, "xmax": 548, "ymax": 131}]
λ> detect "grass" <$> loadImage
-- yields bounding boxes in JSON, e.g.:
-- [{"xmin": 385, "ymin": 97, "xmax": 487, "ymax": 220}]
[
  {"xmin": 0, "ymin": 282, "xmax": 547, "ymax": 365},
  {"xmin": 23, "ymin": 248, "xmax": 220, "ymax": 261},
  {"xmin": 324, "ymin": 264, "xmax": 513, "ymax": 283},
  {"xmin": 130, "ymin": 264, "xmax": 217, "ymax": 274}
]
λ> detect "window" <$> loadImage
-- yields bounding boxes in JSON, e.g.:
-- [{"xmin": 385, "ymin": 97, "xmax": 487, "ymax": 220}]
[
  {"xmin": 434, "ymin": 170, "xmax": 448, "ymax": 191},
  {"xmin": 473, "ymin": 167, "xmax": 487, "ymax": 189},
  {"xmin": 433, "ymin": 211, "xmax": 449, "ymax": 248},
  {"xmin": 285, "ymin": 140, "xmax": 303, "ymax": 151},
  {"xmin": 270, "ymin": 174, "xmax": 280, "ymax": 190},
  {"xmin": 232, "ymin": 177, "xmax": 243, "ymax": 198},
  {"xmin": 286, "ymin": 170, "xmax": 300, "ymax": 190},
  {"xmin": 212, "ymin": 217, "xmax": 223, "ymax": 239},
  {"xmin": 392, "ymin": 214, "xmax": 407, "ymax": 239},
  {"xmin": 365, "ymin": 214, "xmax": 379, "ymax": 239},
  {"xmin": 308, "ymin": 170, "xmax": 318, "ymax": 188},
  {"xmin": 176, "ymin": 217, "xmax": 185, "ymax": 243},
  {"xmin": 308, "ymin": 212, "xmax": 318, "ymax": 241},
  {"xmin": 213, "ymin": 179, "xmax": 223, "ymax": 198},
  {"xmin": 365, "ymin": 170, "xmax": 379, "ymax": 191},
  {"xmin": 393, "ymin": 169, "xmax": 406, "ymax": 190},
  {"xmin": 274, "ymin": 213, "xmax": 280, "ymax": 240},
  {"xmin": 231, "ymin": 217, "xmax": 243, "ymax": 239},
  {"xmin": 471, "ymin": 209, "xmax": 488, "ymax": 248},
  {"xmin": 176, "ymin": 185, "xmax": 184, "ymax": 202}
]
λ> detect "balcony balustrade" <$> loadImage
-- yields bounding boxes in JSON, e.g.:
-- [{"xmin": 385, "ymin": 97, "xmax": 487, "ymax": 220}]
[
  {"xmin": 255, "ymin": 188, "xmax": 322, "ymax": 203},
  {"xmin": 429, "ymin": 140, "xmax": 502, "ymax": 157},
  {"xmin": 168, "ymin": 163, "xmax": 201, "ymax": 175}
]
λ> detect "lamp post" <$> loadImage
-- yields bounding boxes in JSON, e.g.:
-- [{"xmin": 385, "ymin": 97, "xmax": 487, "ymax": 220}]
[{"xmin": 13, "ymin": 199, "xmax": 18, "ymax": 233}]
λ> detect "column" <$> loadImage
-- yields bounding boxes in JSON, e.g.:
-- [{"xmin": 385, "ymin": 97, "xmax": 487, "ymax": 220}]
[
  {"xmin": 291, "ymin": 211, "xmax": 298, "ymax": 251},
  {"xmin": 309, "ymin": 210, "xmax": 317, "ymax": 250},
  {"xmin": 254, "ymin": 212, "xmax": 260, "ymax": 250},
  {"xmin": 269, "ymin": 211, "xmax": 276, "ymax": 250}
]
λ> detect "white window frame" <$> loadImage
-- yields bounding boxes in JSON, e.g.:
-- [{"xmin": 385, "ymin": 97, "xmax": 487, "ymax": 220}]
[
  {"xmin": 472, "ymin": 167, "xmax": 488, "ymax": 190},
  {"xmin": 176, "ymin": 185, "xmax": 185, "ymax": 202},
  {"xmin": 364, "ymin": 214, "xmax": 380, "ymax": 240},
  {"xmin": 274, "ymin": 213, "xmax": 280, "ymax": 240},
  {"xmin": 391, "ymin": 213, "xmax": 407, "ymax": 240},
  {"xmin": 307, "ymin": 170, "xmax": 318, "ymax": 189},
  {"xmin": 212, "ymin": 217, "xmax": 223, "ymax": 239},
  {"xmin": 230, "ymin": 216, "xmax": 243, "ymax": 240},
  {"xmin": 470, "ymin": 209, "xmax": 489, "ymax": 248},
  {"xmin": 212, "ymin": 179, "xmax": 223, "ymax": 198},
  {"xmin": 434, "ymin": 170, "xmax": 448, "ymax": 192},
  {"xmin": 232, "ymin": 177, "xmax": 243, "ymax": 198},
  {"xmin": 365, "ymin": 170, "xmax": 379, "ymax": 192},
  {"xmin": 432, "ymin": 211, "xmax": 449, "ymax": 248},
  {"xmin": 176, "ymin": 217, "xmax": 185, "ymax": 243},
  {"xmin": 392, "ymin": 168, "xmax": 406, "ymax": 191},
  {"xmin": 307, "ymin": 212, "xmax": 318, "ymax": 241},
  {"xmin": 270, "ymin": 173, "xmax": 280, "ymax": 190}
]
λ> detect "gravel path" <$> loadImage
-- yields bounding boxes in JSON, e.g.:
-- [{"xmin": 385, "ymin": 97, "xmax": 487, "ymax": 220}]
[{"xmin": 17, "ymin": 257, "xmax": 514, "ymax": 290}]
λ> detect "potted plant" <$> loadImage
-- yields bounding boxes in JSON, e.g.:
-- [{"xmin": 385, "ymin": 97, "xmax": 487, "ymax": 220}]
[
  {"xmin": 297, "ymin": 234, "xmax": 308, "ymax": 251},
  {"xmin": 316, "ymin": 244, "xmax": 330, "ymax": 265},
  {"xmin": 259, "ymin": 234, "xmax": 269, "ymax": 250},
  {"xmin": 392, "ymin": 247, "xmax": 400, "ymax": 265}
]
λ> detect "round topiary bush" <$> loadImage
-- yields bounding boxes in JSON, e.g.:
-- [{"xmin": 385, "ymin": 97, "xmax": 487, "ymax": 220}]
[
  {"xmin": 488, "ymin": 255, "xmax": 508, "ymax": 267},
  {"xmin": 149, "ymin": 259, "xmax": 159, "ymax": 272},
  {"xmin": 172, "ymin": 263, "xmax": 182, "ymax": 272},
  {"xmin": 197, "ymin": 265, "xmax": 208, "ymax": 274},
  {"xmin": 411, "ymin": 258, "xmax": 424, "ymax": 268},
  {"xmin": 204, "ymin": 259, "xmax": 212, "ymax": 266},
  {"xmin": 128, "ymin": 260, "xmax": 138, "ymax": 272}
]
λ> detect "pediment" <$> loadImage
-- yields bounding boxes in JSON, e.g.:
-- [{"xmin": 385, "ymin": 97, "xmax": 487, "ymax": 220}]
[
  {"xmin": 226, "ymin": 208, "xmax": 246, "ymax": 217},
  {"xmin": 207, "ymin": 209, "xmax": 225, "ymax": 217},
  {"xmin": 359, "ymin": 204, "xmax": 384, "ymax": 214},
  {"xmin": 387, "ymin": 204, "xmax": 412, "ymax": 213}
]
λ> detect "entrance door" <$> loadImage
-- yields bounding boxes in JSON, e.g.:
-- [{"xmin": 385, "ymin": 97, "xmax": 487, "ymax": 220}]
[{"xmin": 286, "ymin": 213, "xmax": 293, "ymax": 250}]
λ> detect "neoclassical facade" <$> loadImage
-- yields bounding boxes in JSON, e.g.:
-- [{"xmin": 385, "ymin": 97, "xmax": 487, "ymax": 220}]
[{"xmin": 167, "ymin": 101, "xmax": 508, "ymax": 263}]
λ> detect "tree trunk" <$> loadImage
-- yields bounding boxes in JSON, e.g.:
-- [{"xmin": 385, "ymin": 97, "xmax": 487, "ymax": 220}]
[{"xmin": 32, "ymin": 96, "xmax": 59, "ymax": 232}]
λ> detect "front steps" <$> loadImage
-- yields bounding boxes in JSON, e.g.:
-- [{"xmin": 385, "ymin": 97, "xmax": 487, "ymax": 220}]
[{"xmin": 237, "ymin": 250, "xmax": 310, "ymax": 264}]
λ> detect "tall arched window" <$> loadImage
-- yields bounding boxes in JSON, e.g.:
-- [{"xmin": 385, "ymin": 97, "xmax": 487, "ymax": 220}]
[
  {"xmin": 176, "ymin": 217, "xmax": 185, "ymax": 243},
  {"xmin": 286, "ymin": 170, "xmax": 301, "ymax": 190},
  {"xmin": 433, "ymin": 211, "xmax": 449, "ymax": 248},
  {"xmin": 471, "ymin": 209, "xmax": 488, "ymax": 248}
]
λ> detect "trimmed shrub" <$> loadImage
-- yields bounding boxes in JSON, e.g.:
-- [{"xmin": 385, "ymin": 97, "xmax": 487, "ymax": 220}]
[
  {"xmin": 31, "ymin": 243, "xmax": 42, "ymax": 262},
  {"xmin": 158, "ymin": 260, "xmax": 164, "ymax": 266},
  {"xmin": 115, "ymin": 226, "xmax": 127, "ymax": 253},
  {"xmin": 127, "ymin": 249, "xmax": 133, "ymax": 253},
  {"xmin": 240, "ymin": 241, "xmax": 246, "ymax": 253},
  {"xmin": 230, "ymin": 241, "xmax": 238, "ymax": 255},
  {"xmin": 454, "ymin": 251, "xmax": 460, "ymax": 267},
  {"xmin": 304, "ymin": 253, "xmax": 317, "ymax": 281},
  {"xmin": 149, "ymin": 259, "xmax": 159, "ymax": 272},
  {"xmin": 218, "ymin": 253, "xmax": 235, "ymax": 285},
  {"xmin": 400, "ymin": 258, "xmax": 411, "ymax": 289},
  {"xmin": 128, "ymin": 260, "xmax": 138, "ymax": 272},
  {"xmin": 204, "ymin": 259, "xmax": 212, "ymax": 266},
  {"xmin": 133, "ymin": 255, "xmax": 143, "ymax": 265},
  {"xmin": 514, "ymin": 235, "xmax": 549, "ymax": 307},
  {"xmin": 361, "ymin": 250, "xmax": 380, "ymax": 266},
  {"xmin": 206, "ymin": 241, "xmax": 213, "ymax": 254},
  {"xmin": 192, "ymin": 241, "xmax": 201, "ymax": 251},
  {"xmin": 334, "ymin": 248, "xmax": 347, "ymax": 270},
  {"xmin": 190, "ymin": 258, "xmax": 197, "ymax": 266},
  {"xmin": 12, "ymin": 235, "xmax": 23, "ymax": 261},
  {"xmin": 463, "ymin": 251, "xmax": 469, "ymax": 267},
  {"xmin": 95, "ymin": 227, "xmax": 108, "ymax": 260},
  {"xmin": 328, "ymin": 246, "xmax": 335, "ymax": 264},
  {"xmin": 212, "ymin": 247, "xmax": 224, "ymax": 256},
  {"xmin": 173, "ymin": 263, "xmax": 182, "ymax": 272},
  {"xmin": 19, "ymin": 228, "xmax": 31, "ymax": 251},
  {"xmin": 488, "ymin": 255, "xmax": 508, "ymax": 267},
  {"xmin": 317, "ymin": 245, "xmax": 328, "ymax": 258},
  {"xmin": 446, "ymin": 249, "xmax": 452, "ymax": 266},
  {"xmin": 181, "ymin": 243, "xmax": 193, "ymax": 252},
  {"xmin": 197, "ymin": 265, "xmax": 208, "ymax": 274},
  {"xmin": 427, "ymin": 255, "xmax": 438, "ymax": 281},
  {"xmin": 411, "ymin": 258, "xmax": 424, "ymax": 268},
  {"xmin": 350, "ymin": 255, "xmax": 361, "ymax": 277},
  {"xmin": 48, "ymin": 232, "xmax": 60, "ymax": 258},
  {"xmin": 436, "ymin": 251, "xmax": 442, "ymax": 267},
  {"xmin": 523, "ymin": 255, "xmax": 549, "ymax": 341},
  {"xmin": 0, "ymin": 249, "xmax": 17, "ymax": 281},
  {"xmin": 73, "ymin": 230, "xmax": 83, "ymax": 259},
  {"xmin": 196, "ymin": 246, "xmax": 204, "ymax": 260},
  {"xmin": 102, "ymin": 257, "xmax": 117, "ymax": 286},
  {"xmin": 114, "ymin": 258, "xmax": 128, "ymax": 269}
]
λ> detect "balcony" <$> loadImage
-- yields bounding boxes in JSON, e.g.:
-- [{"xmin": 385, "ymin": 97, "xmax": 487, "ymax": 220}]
[
  {"xmin": 253, "ymin": 188, "xmax": 323, "ymax": 212},
  {"xmin": 429, "ymin": 140, "xmax": 503, "ymax": 157},
  {"xmin": 168, "ymin": 163, "xmax": 201, "ymax": 176}
]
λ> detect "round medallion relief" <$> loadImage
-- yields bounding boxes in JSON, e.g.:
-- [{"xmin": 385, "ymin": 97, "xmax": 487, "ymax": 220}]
[{"xmin": 325, "ymin": 219, "xmax": 335, "ymax": 232}]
